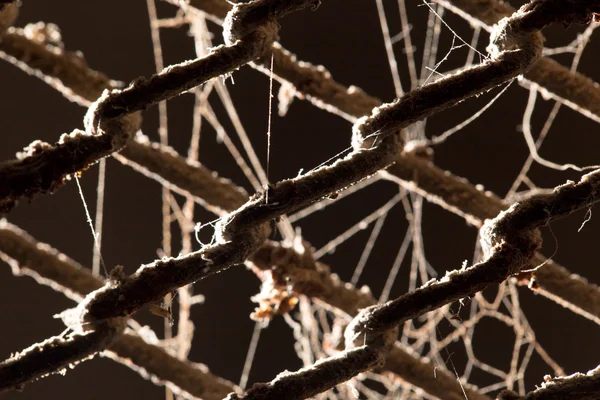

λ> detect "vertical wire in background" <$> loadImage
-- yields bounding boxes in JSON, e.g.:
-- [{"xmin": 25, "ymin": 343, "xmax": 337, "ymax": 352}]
[
  {"xmin": 265, "ymin": 53, "xmax": 274, "ymax": 204},
  {"xmin": 92, "ymin": 158, "xmax": 106, "ymax": 276},
  {"xmin": 375, "ymin": 0, "xmax": 404, "ymax": 97},
  {"xmin": 351, "ymin": 212, "xmax": 387, "ymax": 286},
  {"xmin": 397, "ymin": 0, "xmax": 418, "ymax": 88},
  {"xmin": 239, "ymin": 321, "xmax": 263, "ymax": 390},
  {"xmin": 214, "ymin": 79, "xmax": 295, "ymax": 241},
  {"xmin": 145, "ymin": 0, "xmax": 171, "ymax": 258},
  {"xmin": 174, "ymin": 16, "xmax": 215, "ymax": 362},
  {"xmin": 146, "ymin": 2, "xmax": 174, "ymax": 400},
  {"xmin": 76, "ymin": 175, "xmax": 107, "ymax": 277}
]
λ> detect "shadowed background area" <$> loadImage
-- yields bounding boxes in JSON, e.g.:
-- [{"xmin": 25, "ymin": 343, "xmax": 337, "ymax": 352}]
[{"xmin": 1, "ymin": 0, "xmax": 599, "ymax": 399}]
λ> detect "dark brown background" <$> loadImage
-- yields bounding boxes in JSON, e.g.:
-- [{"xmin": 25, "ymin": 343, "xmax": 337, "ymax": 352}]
[{"xmin": 1, "ymin": 1, "xmax": 599, "ymax": 399}]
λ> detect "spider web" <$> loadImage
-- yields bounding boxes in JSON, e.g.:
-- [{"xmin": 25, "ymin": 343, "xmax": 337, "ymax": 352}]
[{"xmin": 80, "ymin": 1, "xmax": 599, "ymax": 399}]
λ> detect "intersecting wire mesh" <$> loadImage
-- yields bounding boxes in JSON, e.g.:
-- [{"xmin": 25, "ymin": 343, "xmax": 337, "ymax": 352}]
[{"xmin": 124, "ymin": 1, "xmax": 597, "ymax": 398}]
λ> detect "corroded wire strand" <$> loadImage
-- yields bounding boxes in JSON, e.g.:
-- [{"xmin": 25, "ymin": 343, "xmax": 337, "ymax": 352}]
[
  {"xmin": 167, "ymin": 0, "xmax": 382, "ymax": 122},
  {"xmin": 1, "ymin": 205, "xmax": 478, "ymax": 400},
  {"xmin": 351, "ymin": 170, "xmax": 600, "ymax": 335},
  {"xmin": 434, "ymin": 0, "xmax": 600, "ymax": 124},
  {"xmin": 385, "ymin": 151, "xmax": 600, "ymax": 324},
  {"xmin": 225, "ymin": 3, "xmax": 600, "ymax": 398},
  {"xmin": 0, "ymin": 0, "xmax": 321, "ymax": 214},
  {"xmin": 0, "ymin": 220, "xmax": 239, "ymax": 399},
  {"xmin": 0, "ymin": 104, "xmax": 141, "ymax": 213},
  {"xmin": 179, "ymin": 0, "xmax": 600, "ymax": 124},
  {"xmin": 93, "ymin": 0, "xmax": 321, "ymax": 122},
  {"xmin": 116, "ymin": 134, "xmax": 249, "ymax": 216},
  {"xmin": 0, "ymin": 26, "xmax": 118, "ymax": 106},
  {"xmin": 0, "ymin": 317, "xmax": 127, "ymax": 394},
  {"xmin": 236, "ymin": 169, "xmax": 600, "ymax": 400},
  {"xmin": 249, "ymin": 239, "xmax": 490, "ymax": 400},
  {"xmin": 106, "ymin": 334, "xmax": 238, "ymax": 400},
  {"xmin": 72, "ymin": 133, "xmax": 401, "ymax": 323},
  {"xmin": 499, "ymin": 364, "xmax": 600, "ymax": 400}
]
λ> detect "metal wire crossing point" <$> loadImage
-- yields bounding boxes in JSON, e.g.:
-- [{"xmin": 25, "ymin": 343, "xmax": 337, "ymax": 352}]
[{"xmin": 1, "ymin": 0, "xmax": 600, "ymax": 399}]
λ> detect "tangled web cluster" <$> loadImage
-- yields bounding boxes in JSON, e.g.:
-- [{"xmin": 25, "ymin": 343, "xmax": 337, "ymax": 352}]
[{"xmin": 0, "ymin": 0, "xmax": 600, "ymax": 400}]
